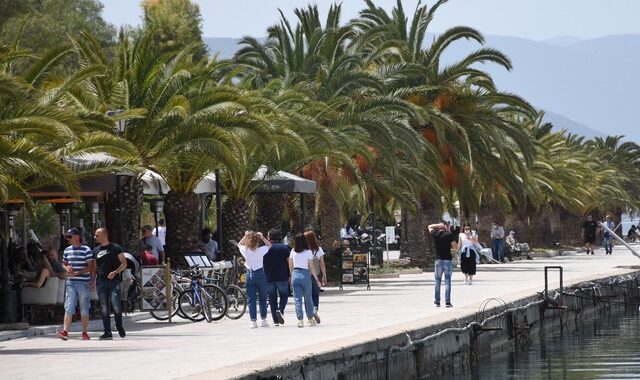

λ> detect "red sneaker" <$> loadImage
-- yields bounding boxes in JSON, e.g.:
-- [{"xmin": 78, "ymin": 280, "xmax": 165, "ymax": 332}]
[
  {"xmin": 82, "ymin": 332, "xmax": 90, "ymax": 340},
  {"xmin": 57, "ymin": 330, "xmax": 69, "ymax": 341}
]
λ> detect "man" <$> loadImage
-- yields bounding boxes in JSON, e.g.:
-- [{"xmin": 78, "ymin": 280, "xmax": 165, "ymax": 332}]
[
  {"xmin": 428, "ymin": 222, "xmax": 457, "ymax": 308},
  {"xmin": 263, "ymin": 229, "xmax": 290, "ymax": 325},
  {"xmin": 94, "ymin": 228, "xmax": 127, "ymax": 340},
  {"xmin": 199, "ymin": 228, "xmax": 218, "ymax": 262},
  {"xmin": 139, "ymin": 225, "xmax": 165, "ymax": 263},
  {"xmin": 602, "ymin": 215, "xmax": 615, "ymax": 255},
  {"xmin": 152, "ymin": 219, "xmax": 166, "ymax": 247},
  {"xmin": 582, "ymin": 215, "xmax": 598, "ymax": 255},
  {"xmin": 46, "ymin": 248, "xmax": 67, "ymax": 279},
  {"xmin": 490, "ymin": 221, "xmax": 506, "ymax": 263},
  {"xmin": 57, "ymin": 228, "xmax": 94, "ymax": 341}
]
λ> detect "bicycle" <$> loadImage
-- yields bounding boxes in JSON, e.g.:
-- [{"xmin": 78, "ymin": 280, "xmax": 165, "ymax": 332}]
[
  {"xmin": 204, "ymin": 271, "xmax": 247, "ymax": 320},
  {"xmin": 177, "ymin": 266, "xmax": 228, "ymax": 322},
  {"xmin": 149, "ymin": 269, "xmax": 191, "ymax": 321}
]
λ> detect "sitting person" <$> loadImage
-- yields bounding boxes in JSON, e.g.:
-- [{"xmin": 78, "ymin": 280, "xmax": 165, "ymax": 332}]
[
  {"xmin": 628, "ymin": 225, "xmax": 638, "ymax": 243},
  {"xmin": 23, "ymin": 252, "xmax": 55, "ymax": 288},
  {"xmin": 10, "ymin": 246, "xmax": 35, "ymax": 282},
  {"xmin": 46, "ymin": 248, "xmax": 67, "ymax": 279},
  {"xmin": 140, "ymin": 244, "xmax": 159, "ymax": 266},
  {"xmin": 505, "ymin": 231, "xmax": 531, "ymax": 260}
]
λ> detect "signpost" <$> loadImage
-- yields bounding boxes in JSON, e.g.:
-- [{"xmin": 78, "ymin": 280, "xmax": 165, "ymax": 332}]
[
  {"xmin": 385, "ymin": 225, "xmax": 396, "ymax": 261},
  {"xmin": 140, "ymin": 265, "xmax": 169, "ymax": 313}
]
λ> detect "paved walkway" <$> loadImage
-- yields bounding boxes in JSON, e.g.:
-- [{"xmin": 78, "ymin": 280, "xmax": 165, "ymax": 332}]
[{"xmin": 1, "ymin": 245, "xmax": 639, "ymax": 380}]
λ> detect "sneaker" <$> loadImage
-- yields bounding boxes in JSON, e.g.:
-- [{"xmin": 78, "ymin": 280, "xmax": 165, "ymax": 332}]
[
  {"xmin": 82, "ymin": 332, "xmax": 90, "ymax": 341},
  {"xmin": 116, "ymin": 326, "xmax": 126, "ymax": 338},
  {"xmin": 307, "ymin": 318, "xmax": 316, "ymax": 327},
  {"xmin": 99, "ymin": 333, "xmax": 113, "ymax": 340},
  {"xmin": 434, "ymin": 301, "xmax": 441, "ymax": 307},
  {"xmin": 260, "ymin": 319, "xmax": 270, "ymax": 328},
  {"xmin": 297, "ymin": 320, "xmax": 304, "ymax": 328},
  {"xmin": 446, "ymin": 303, "xmax": 453, "ymax": 308},
  {"xmin": 468, "ymin": 280, "xmax": 473, "ymax": 285},
  {"xmin": 276, "ymin": 310, "xmax": 285, "ymax": 325},
  {"xmin": 57, "ymin": 330, "xmax": 68, "ymax": 341},
  {"xmin": 313, "ymin": 312, "xmax": 321, "ymax": 325},
  {"xmin": 249, "ymin": 320, "xmax": 258, "ymax": 329}
]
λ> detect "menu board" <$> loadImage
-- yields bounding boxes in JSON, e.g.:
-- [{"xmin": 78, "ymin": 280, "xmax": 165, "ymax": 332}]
[
  {"xmin": 140, "ymin": 266, "xmax": 167, "ymax": 311},
  {"xmin": 340, "ymin": 245, "xmax": 370, "ymax": 290}
]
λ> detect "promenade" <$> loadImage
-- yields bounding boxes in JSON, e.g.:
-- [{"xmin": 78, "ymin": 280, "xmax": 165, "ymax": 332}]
[{"xmin": 1, "ymin": 245, "xmax": 639, "ymax": 380}]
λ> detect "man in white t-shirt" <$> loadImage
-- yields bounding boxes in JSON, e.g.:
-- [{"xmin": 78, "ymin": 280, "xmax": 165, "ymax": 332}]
[{"xmin": 152, "ymin": 219, "xmax": 166, "ymax": 246}]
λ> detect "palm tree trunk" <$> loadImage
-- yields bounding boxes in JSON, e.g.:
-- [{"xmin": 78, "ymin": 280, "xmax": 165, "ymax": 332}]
[
  {"xmin": 559, "ymin": 209, "xmax": 584, "ymax": 246},
  {"xmin": 255, "ymin": 193, "xmax": 285, "ymax": 235},
  {"xmin": 318, "ymin": 189, "xmax": 340, "ymax": 252},
  {"xmin": 164, "ymin": 191, "xmax": 200, "ymax": 263},
  {"xmin": 105, "ymin": 175, "xmax": 142, "ymax": 253},
  {"xmin": 421, "ymin": 198, "xmax": 441, "ymax": 266},
  {"xmin": 403, "ymin": 208, "xmax": 428, "ymax": 268},
  {"xmin": 221, "ymin": 197, "xmax": 250, "ymax": 260},
  {"xmin": 285, "ymin": 194, "xmax": 301, "ymax": 235}
]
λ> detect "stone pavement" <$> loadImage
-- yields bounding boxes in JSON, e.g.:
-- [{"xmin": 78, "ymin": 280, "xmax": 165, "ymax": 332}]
[{"xmin": 1, "ymin": 245, "xmax": 639, "ymax": 380}]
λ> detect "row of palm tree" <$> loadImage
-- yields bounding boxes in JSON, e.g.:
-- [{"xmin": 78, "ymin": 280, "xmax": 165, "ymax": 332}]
[{"xmin": 2, "ymin": 1, "xmax": 640, "ymax": 272}]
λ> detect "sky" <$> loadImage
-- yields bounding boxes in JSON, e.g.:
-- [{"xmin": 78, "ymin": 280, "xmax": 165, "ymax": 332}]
[{"xmin": 101, "ymin": 0, "xmax": 640, "ymax": 40}]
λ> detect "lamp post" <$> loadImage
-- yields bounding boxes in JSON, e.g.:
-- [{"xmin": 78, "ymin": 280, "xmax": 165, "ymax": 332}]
[
  {"xmin": 106, "ymin": 109, "xmax": 126, "ymax": 246},
  {"xmin": 87, "ymin": 201, "xmax": 100, "ymax": 246}
]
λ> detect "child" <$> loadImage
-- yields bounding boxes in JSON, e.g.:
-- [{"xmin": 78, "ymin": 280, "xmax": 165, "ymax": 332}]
[{"xmin": 140, "ymin": 244, "xmax": 159, "ymax": 266}]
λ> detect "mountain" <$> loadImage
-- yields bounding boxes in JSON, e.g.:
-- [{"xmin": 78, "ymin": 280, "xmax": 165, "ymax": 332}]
[
  {"xmin": 204, "ymin": 34, "xmax": 640, "ymax": 142},
  {"xmin": 542, "ymin": 111, "xmax": 605, "ymax": 139}
]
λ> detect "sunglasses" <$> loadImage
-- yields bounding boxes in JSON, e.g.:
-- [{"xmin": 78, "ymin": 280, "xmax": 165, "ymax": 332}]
[{"xmin": 65, "ymin": 235, "xmax": 73, "ymax": 238}]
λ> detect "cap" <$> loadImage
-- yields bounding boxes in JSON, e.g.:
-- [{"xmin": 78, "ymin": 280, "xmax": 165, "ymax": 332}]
[
  {"xmin": 141, "ymin": 224, "xmax": 153, "ymax": 231},
  {"xmin": 66, "ymin": 227, "xmax": 81, "ymax": 236}
]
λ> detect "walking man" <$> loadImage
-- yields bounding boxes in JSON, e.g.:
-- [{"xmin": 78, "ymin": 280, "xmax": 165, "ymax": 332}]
[
  {"xmin": 602, "ymin": 215, "xmax": 615, "ymax": 255},
  {"xmin": 263, "ymin": 229, "xmax": 290, "ymax": 325},
  {"xmin": 490, "ymin": 221, "xmax": 506, "ymax": 263},
  {"xmin": 582, "ymin": 215, "xmax": 598, "ymax": 255},
  {"xmin": 139, "ymin": 225, "xmax": 165, "ymax": 263},
  {"xmin": 57, "ymin": 228, "xmax": 95, "ymax": 340},
  {"xmin": 94, "ymin": 228, "xmax": 127, "ymax": 340},
  {"xmin": 428, "ymin": 222, "xmax": 457, "ymax": 308},
  {"xmin": 152, "ymin": 219, "xmax": 166, "ymax": 247}
]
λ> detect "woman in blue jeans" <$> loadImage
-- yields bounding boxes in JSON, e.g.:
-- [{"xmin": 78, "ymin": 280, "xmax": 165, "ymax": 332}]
[
  {"xmin": 304, "ymin": 230, "xmax": 325, "ymax": 324},
  {"xmin": 289, "ymin": 233, "xmax": 321, "ymax": 328},
  {"xmin": 239, "ymin": 231, "xmax": 272, "ymax": 329}
]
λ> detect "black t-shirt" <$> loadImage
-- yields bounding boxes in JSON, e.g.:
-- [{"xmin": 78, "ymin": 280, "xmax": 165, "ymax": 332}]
[
  {"xmin": 94, "ymin": 243, "xmax": 124, "ymax": 280},
  {"xmin": 263, "ymin": 242, "xmax": 290, "ymax": 282},
  {"xmin": 582, "ymin": 220, "xmax": 598, "ymax": 237},
  {"xmin": 432, "ymin": 230, "xmax": 455, "ymax": 260}
]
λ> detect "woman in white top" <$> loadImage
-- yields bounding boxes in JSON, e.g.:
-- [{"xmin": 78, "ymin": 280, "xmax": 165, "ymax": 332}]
[
  {"xmin": 289, "ymin": 233, "xmax": 321, "ymax": 328},
  {"xmin": 238, "ymin": 231, "xmax": 272, "ymax": 328},
  {"xmin": 457, "ymin": 224, "xmax": 482, "ymax": 285},
  {"xmin": 304, "ymin": 230, "xmax": 326, "ymax": 322}
]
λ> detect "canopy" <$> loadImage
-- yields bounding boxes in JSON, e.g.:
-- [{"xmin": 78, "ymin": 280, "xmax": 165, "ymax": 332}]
[{"xmin": 252, "ymin": 166, "xmax": 317, "ymax": 194}]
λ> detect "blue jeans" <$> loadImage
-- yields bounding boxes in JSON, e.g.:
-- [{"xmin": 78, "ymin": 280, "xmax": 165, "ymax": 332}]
[
  {"xmin": 291, "ymin": 269, "xmax": 314, "ymax": 320},
  {"xmin": 434, "ymin": 260, "xmax": 452, "ymax": 304},
  {"xmin": 492, "ymin": 239, "xmax": 504, "ymax": 261},
  {"xmin": 267, "ymin": 280, "xmax": 289, "ymax": 323},
  {"xmin": 64, "ymin": 281, "xmax": 91, "ymax": 316},
  {"xmin": 246, "ymin": 268, "xmax": 268, "ymax": 321},
  {"xmin": 603, "ymin": 235, "xmax": 613, "ymax": 254},
  {"xmin": 311, "ymin": 273, "xmax": 322, "ymax": 309},
  {"xmin": 97, "ymin": 278, "xmax": 122, "ymax": 334}
]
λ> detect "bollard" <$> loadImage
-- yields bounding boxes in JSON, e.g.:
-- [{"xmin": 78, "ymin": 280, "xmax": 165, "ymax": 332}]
[{"xmin": 166, "ymin": 259, "xmax": 172, "ymax": 323}]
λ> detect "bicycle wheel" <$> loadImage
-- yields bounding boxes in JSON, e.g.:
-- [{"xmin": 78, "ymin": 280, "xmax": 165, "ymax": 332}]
[
  {"xmin": 202, "ymin": 293, "xmax": 213, "ymax": 323},
  {"xmin": 150, "ymin": 288, "xmax": 180, "ymax": 321},
  {"xmin": 202, "ymin": 284, "xmax": 228, "ymax": 321},
  {"xmin": 225, "ymin": 285, "xmax": 247, "ymax": 320},
  {"xmin": 177, "ymin": 288, "xmax": 205, "ymax": 322}
]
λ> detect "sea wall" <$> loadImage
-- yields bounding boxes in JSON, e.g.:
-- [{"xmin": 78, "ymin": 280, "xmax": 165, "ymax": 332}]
[{"xmin": 234, "ymin": 272, "xmax": 640, "ymax": 380}]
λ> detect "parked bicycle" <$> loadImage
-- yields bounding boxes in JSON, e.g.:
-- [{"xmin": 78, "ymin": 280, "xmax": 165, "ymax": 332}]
[
  {"xmin": 177, "ymin": 266, "xmax": 228, "ymax": 322},
  {"xmin": 204, "ymin": 271, "xmax": 247, "ymax": 320}
]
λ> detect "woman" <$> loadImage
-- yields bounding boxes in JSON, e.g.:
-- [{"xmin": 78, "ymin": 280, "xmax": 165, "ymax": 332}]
[
  {"xmin": 304, "ymin": 230, "xmax": 326, "ymax": 323},
  {"xmin": 238, "ymin": 230, "xmax": 272, "ymax": 328},
  {"xmin": 458, "ymin": 224, "xmax": 481, "ymax": 285},
  {"xmin": 289, "ymin": 233, "xmax": 322, "ymax": 328},
  {"xmin": 23, "ymin": 252, "xmax": 55, "ymax": 288}
]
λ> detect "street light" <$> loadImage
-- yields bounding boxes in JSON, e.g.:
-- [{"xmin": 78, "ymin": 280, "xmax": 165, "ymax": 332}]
[
  {"xmin": 87, "ymin": 201, "xmax": 100, "ymax": 245},
  {"xmin": 106, "ymin": 109, "xmax": 126, "ymax": 245}
]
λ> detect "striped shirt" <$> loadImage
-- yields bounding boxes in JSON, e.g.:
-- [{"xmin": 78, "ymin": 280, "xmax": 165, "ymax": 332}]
[{"xmin": 63, "ymin": 245, "xmax": 94, "ymax": 282}]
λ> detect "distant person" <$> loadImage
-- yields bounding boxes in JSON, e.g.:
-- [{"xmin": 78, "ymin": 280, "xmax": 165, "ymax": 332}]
[
  {"xmin": 94, "ymin": 228, "xmax": 127, "ymax": 340},
  {"xmin": 140, "ymin": 244, "xmax": 159, "ymax": 266},
  {"xmin": 304, "ymin": 230, "xmax": 325, "ymax": 323},
  {"xmin": 46, "ymin": 248, "xmax": 67, "ymax": 279},
  {"xmin": 582, "ymin": 215, "xmax": 598, "ymax": 255},
  {"xmin": 458, "ymin": 224, "xmax": 481, "ymax": 285},
  {"xmin": 238, "ymin": 231, "xmax": 272, "ymax": 328},
  {"xmin": 57, "ymin": 228, "xmax": 94, "ymax": 341},
  {"xmin": 340, "ymin": 224, "xmax": 355, "ymax": 239},
  {"xmin": 263, "ymin": 229, "xmax": 290, "ymax": 326},
  {"xmin": 628, "ymin": 225, "xmax": 638, "ymax": 243},
  {"xmin": 428, "ymin": 222, "xmax": 457, "ymax": 308},
  {"xmin": 199, "ymin": 228, "xmax": 218, "ymax": 262},
  {"xmin": 490, "ymin": 221, "xmax": 506, "ymax": 263},
  {"xmin": 602, "ymin": 215, "xmax": 615, "ymax": 255},
  {"xmin": 152, "ymin": 219, "xmax": 166, "ymax": 247},
  {"xmin": 139, "ymin": 225, "xmax": 165, "ymax": 263},
  {"xmin": 289, "ymin": 233, "xmax": 321, "ymax": 327}
]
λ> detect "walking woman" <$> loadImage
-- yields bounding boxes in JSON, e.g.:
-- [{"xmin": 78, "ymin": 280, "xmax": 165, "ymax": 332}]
[
  {"xmin": 304, "ymin": 230, "xmax": 326, "ymax": 324},
  {"xmin": 238, "ymin": 231, "xmax": 272, "ymax": 328},
  {"xmin": 458, "ymin": 224, "xmax": 481, "ymax": 285},
  {"xmin": 289, "ymin": 233, "xmax": 322, "ymax": 327}
]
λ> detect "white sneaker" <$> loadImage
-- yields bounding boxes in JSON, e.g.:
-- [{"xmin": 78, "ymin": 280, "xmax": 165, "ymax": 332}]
[
  {"xmin": 468, "ymin": 279, "xmax": 473, "ymax": 285},
  {"xmin": 307, "ymin": 318, "xmax": 316, "ymax": 327},
  {"xmin": 260, "ymin": 319, "xmax": 270, "ymax": 327},
  {"xmin": 250, "ymin": 320, "xmax": 258, "ymax": 329}
]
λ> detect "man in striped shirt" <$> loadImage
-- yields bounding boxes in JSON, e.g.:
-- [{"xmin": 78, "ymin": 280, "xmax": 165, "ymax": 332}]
[{"xmin": 57, "ymin": 227, "xmax": 95, "ymax": 341}]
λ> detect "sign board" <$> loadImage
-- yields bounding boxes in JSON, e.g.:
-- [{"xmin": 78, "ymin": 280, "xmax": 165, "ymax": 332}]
[
  {"xmin": 339, "ymin": 244, "xmax": 370, "ymax": 290},
  {"xmin": 140, "ymin": 266, "xmax": 167, "ymax": 311},
  {"xmin": 183, "ymin": 252, "xmax": 214, "ymax": 268},
  {"xmin": 385, "ymin": 226, "xmax": 396, "ymax": 244}
]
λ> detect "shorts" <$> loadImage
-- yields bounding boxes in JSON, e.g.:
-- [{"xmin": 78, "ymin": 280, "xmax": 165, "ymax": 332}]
[
  {"xmin": 584, "ymin": 235, "xmax": 596, "ymax": 244},
  {"xmin": 64, "ymin": 281, "xmax": 91, "ymax": 316}
]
